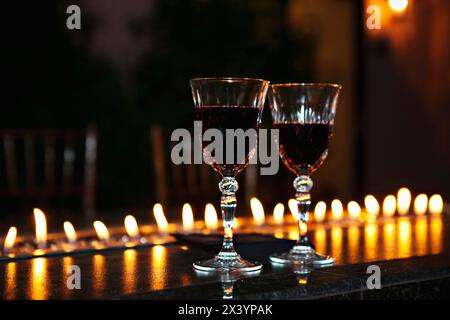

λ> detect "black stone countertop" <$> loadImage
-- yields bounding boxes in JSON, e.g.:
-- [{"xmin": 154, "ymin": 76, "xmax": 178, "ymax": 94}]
[{"xmin": 1, "ymin": 215, "xmax": 449, "ymax": 299}]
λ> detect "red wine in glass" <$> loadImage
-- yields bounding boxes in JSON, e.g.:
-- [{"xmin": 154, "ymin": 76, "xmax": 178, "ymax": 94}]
[
  {"xmin": 274, "ymin": 122, "xmax": 333, "ymax": 175},
  {"xmin": 196, "ymin": 106, "xmax": 259, "ymax": 176}
]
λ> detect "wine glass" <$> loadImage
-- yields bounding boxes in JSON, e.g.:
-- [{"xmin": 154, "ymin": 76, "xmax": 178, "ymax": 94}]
[
  {"xmin": 191, "ymin": 77, "xmax": 269, "ymax": 272},
  {"xmin": 268, "ymin": 83, "xmax": 342, "ymax": 266}
]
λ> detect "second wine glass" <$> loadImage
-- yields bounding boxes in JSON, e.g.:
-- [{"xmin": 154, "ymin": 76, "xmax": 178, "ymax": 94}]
[{"xmin": 268, "ymin": 83, "xmax": 341, "ymax": 266}]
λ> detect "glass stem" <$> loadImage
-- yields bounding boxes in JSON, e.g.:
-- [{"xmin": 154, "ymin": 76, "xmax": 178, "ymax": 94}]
[
  {"xmin": 292, "ymin": 175, "xmax": 314, "ymax": 254},
  {"xmin": 217, "ymin": 177, "xmax": 239, "ymax": 260}
]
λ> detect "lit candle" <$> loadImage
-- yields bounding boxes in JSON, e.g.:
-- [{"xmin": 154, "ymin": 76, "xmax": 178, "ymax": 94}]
[
  {"xmin": 3, "ymin": 227, "xmax": 17, "ymax": 254},
  {"xmin": 204, "ymin": 203, "xmax": 218, "ymax": 232},
  {"xmin": 182, "ymin": 203, "xmax": 194, "ymax": 232},
  {"xmin": 382, "ymin": 195, "xmax": 396, "ymax": 217},
  {"xmin": 124, "ymin": 215, "xmax": 140, "ymax": 239},
  {"xmin": 93, "ymin": 221, "xmax": 110, "ymax": 242},
  {"xmin": 347, "ymin": 201, "xmax": 361, "ymax": 219},
  {"xmin": 153, "ymin": 203, "xmax": 169, "ymax": 234},
  {"xmin": 33, "ymin": 208, "xmax": 47, "ymax": 249},
  {"xmin": 250, "ymin": 197, "xmax": 265, "ymax": 226},
  {"xmin": 63, "ymin": 221, "xmax": 77, "ymax": 243},
  {"xmin": 413, "ymin": 194, "xmax": 428, "ymax": 215},
  {"xmin": 314, "ymin": 201, "xmax": 327, "ymax": 223},
  {"xmin": 365, "ymin": 195, "xmax": 380, "ymax": 222},
  {"xmin": 397, "ymin": 187, "xmax": 411, "ymax": 215},
  {"xmin": 429, "ymin": 194, "xmax": 443, "ymax": 215},
  {"xmin": 331, "ymin": 200, "xmax": 344, "ymax": 221},
  {"xmin": 273, "ymin": 203, "xmax": 284, "ymax": 225}
]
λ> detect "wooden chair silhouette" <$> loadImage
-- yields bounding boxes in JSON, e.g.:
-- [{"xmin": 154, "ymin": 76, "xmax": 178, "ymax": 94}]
[{"xmin": 0, "ymin": 125, "xmax": 97, "ymax": 218}]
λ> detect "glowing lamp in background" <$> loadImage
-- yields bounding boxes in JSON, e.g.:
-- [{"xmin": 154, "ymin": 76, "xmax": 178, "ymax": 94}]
[
  {"xmin": 382, "ymin": 195, "xmax": 397, "ymax": 217},
  {"xmin": 153, "ymin": 203, "xmax": 169, "ymax": 233},
  {"xmin": 331, "ymin": 200, "xmax": 344, "ymax": 221},
  {"xmin": 93, "ymin": 221, "xmax": 110, "ymax": 242},
  {"xmin": 250, "ymin": 197, "xmax": 265, "ymax": 226},
  {"xmin": 414, "ymin": 194, "xmax": 428, "ymax": 215},
  {"xmin": 273, "ymin": 203, "xmax": 284, "ymax": 225},
  {"xmin": 63, "ymin": 221, "xmax": 77, "ymax": 243},
  {"xmin": 389, "ymin": 0, "xmax": 408, "ymax": 13},
  {"xmin": 3, "ymin": 226, "xmax": 17, "ymax": 253},
  {"xmin": 314, "ymin": 201, "xmax": 327, "ymax": 223},
  {"xmin": 182, "ymin": 203, "xmax": 194, "ymax": 232},
  {"xmin": 429, "ymin": 195, "xmax": 443, "ymax": 215},
  {"xmin": 397, "ymin": 188, "xmax": 411, "ymax": 215},
  {"xmin": 33, "ymin": 208, "xmax": 47, "ymax": 248},
  {"xmin": 204, "ymin": 203, "xmax": 218, "ymax": 231},
  {"xmin": 124, "ymin": 215, "xmax": 140, "ymax": 238},
  {"xmin": 347, "ymin": 201, "xmax": 361, "ymax": 219}
]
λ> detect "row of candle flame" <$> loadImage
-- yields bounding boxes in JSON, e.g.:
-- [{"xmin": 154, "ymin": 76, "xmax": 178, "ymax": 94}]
[{"xmin": 1, "ymin": 187, "xmax": 445, "ymax": 255}]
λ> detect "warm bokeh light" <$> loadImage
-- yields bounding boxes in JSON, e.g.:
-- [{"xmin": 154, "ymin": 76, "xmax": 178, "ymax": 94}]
[
  {"xmin": 93, "ymin": 221, "xmax": 110, "ymax": 242},
  {"xmin": 397, "ymin": 187, "xmax": 411, "ymax": 215},
  {"xmin": 273, "ymin": 203, "xmax": 284, "ymax": 225},
  {"xmin": 331, "ymin": 199, "xmax": 344, "ymax": 221},
  {"xmin": 204, "ymin": 203, "xmax": 218, "ymax": 231},
  {"xmin": 364, "ymin": 195, "xmax": 380, "ymax": 216},
  {"xmin": 33, "ymin": 208, "xmax": 47, "ymax": 248},
  {"xmin": 250, "ymin": 197, "xmax": 265, "ymax": 226},
  {"xmin": 153, "ymin": 203, "xmax": 169, "ymax": 233},
  {"xmin": 413, "ymin": 194, "xmax": 428, "ymax": 215},
  {"xmin": 382, "ymin": 195, "xmax": 396, "ymax": 217},
  {"xmin": 429, "ymin": 194, "xmax": 443, "ymax": 215},
  {"xmin": 389, "ymin": 0, "xmax": 408, "ymax": 13},
  {"xmin": 347, "ymin": 201, "xmax": 361, "ymax": 219},
  {"xmin": 3, "ymin": 226, "xmax": 17, "ymax": 252},
  {"xmin": 182, "ymin": 203, "xmax": 194, "ymax": 232},
  {"xmin": 124, "ymin": 215, "xmax": 140, "ymax": 238},
  {"xmin": 314, "ymin": 201, "xmax": 327, "ymax": 222},
  {"xmin": 288, "ymin": 198, "xmax": 298, "ymax": 220},
  {"xmin": 63, "ymin": 221, "xmax": 77, "ymax": 243}
]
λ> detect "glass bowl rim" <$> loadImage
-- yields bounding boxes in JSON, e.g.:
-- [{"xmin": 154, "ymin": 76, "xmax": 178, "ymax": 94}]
[
  {"xmin": 190, "ymin": 77, "xmax": 270, "ymax": 84},
  {"xmin": 270, "ymin": 82, "xmax": 342, "ymax": 89}
]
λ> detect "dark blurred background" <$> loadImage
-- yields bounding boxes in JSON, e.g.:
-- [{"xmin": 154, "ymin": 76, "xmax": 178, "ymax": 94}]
[{"xmin": 1, "ymin": 0, "xmax": 449, "ymax": 232}]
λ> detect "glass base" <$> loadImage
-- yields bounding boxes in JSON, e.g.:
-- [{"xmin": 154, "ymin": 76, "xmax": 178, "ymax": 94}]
[
  {"xmin": 193, "ymin": 254, "xmax": 262, "ymax": 272},
  {"xmin": 270, "ymin": 246, "xmax": 334, "ymax": 267}
]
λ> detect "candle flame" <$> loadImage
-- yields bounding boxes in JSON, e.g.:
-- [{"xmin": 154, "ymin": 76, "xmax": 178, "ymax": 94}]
[
  {"xmin": 250, "ymin": 197, "xmax": 265, "ymax": 226},
  {"xmin": 3, "ymin": 226, "xmax": 17, "ymax": 252},
  {"xmin": 414, "ymin": 194, "xmax": 428, "ymax": 215},
  {"xmin": 429, "ymin": 194, "xmax": 443, "ymax": 215},
  {"xmin": 204, "ymin": 203, "xmax": 218, "ymax": 231},
  {"xmin": 33, "ymin": 208, "xmax": 47, "ymax": 248},
  {"xmin": 93, "ymin": 221, "xmax": 110, "ymax": 241},
  {"xmin": 153, "ymin": 203, "xmax": 169, "ymax": 233},
  {"xmin": 314, "ymin": 201, "xmax": 327, "ymax": 222},
  {"xmin": 182, "ymin": 203, "xmax": 194, "ymax": 232},
  {"xmin": 365, "ymin": 195, "xmax": 380, "ymax": 216},
  {"xmin": 347, "ymin": 201, "xmax": 361, "ymax": 219},
  {"xmin": 397, "ymin": 187, "xmax": 411, "ymax": 215},
  {"xmin": 288, "ymin": 198, "xmax": 298, "ymax": 220},
  {"xmin": 331, "ymin": 199, "xmax": 343, "ymax": 221},
  {"xmin": 124, "ymin": 215, "xmax": 140, "ymax": 238},
  {"xmin": 63, "ymin": 221, "xmax": 77, "ymax": 243},
  {"xmin": 382, "ymin": 195, "xmax": 396, "ymax": 217},
  {"xmin": 389, "ymin": 0, "xmax": 408, "ymax": 13},
  {"xmin": 273, "ymin": 203, "xmax": 284, "ymax": 225}
]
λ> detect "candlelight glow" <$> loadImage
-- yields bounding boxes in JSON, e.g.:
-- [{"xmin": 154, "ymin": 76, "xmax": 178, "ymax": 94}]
[
  {"xmin": 124, "ymin": 215, "xmax": 140, "ymax": 238},
  {"xmin": 347, "ymin": 201, "xmax": 361, "ymax": 219},
  {"xmin": 389, "ymin": 0, "xmax": 408, "ymax": 13},
  {"xmin": 429, "ymin": 194, "xmax": 443, "ymax": 215},
  {"xmin": 182, "ymin": 203, "xmax": 194, "ymax": 232},
  {"xmin": 273, "ymin": 203, "xmax": 284, "ymax": 225},
  {"xmin": 250, "ymin": 197, "xmax": 265, "ymax": 225},
  {"xmin": 331, "ymin": 199, "xmax": 344, "ymax": 221},
  {"xmin": 364, "ymin": 195, "xmax": 380, "ymax": 217},
  {"xmin": 63, "ymin": 221, "xmax": 77, "ymax": 243},
  {"xmin": 413, "ymin": 194, "xmax": 428, "ymax": 215},
  {"xmin": 33, "ymin": 208, "xmax": 47, "ymax": 248},
  {"xmin": 153, "ymin": 203, "xmax": 169, "ymax": 233},
  {"xmin": 314, "ymin": 201, "xmax": 326, "ymax": 222},
  {"xmin": 382, "ymin": 195, "xmax": 397, "ymax": 217},
  {"xmin": 93, "ymin": 221, "xmax": 110, "ymax": 241},
  {"xmin": 397, "ymin": 187, "xmax": 411, "ymax": 215},
  {"xmin": 204, "ymin": 203, "xmax": 218, "ymax": 231},
  {"xmin": 4, "ymin": 226, "xmax": 17, "ymax": 252},
  {"xmin": 288, "ymin": 198, "xmax": 298, "ymax": 220}
]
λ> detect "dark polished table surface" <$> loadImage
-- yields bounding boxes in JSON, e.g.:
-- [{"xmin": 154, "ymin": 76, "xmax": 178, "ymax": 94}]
[{"xmin": 1, "ymin": 215, "xmax": 449, "ymax": 299}]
